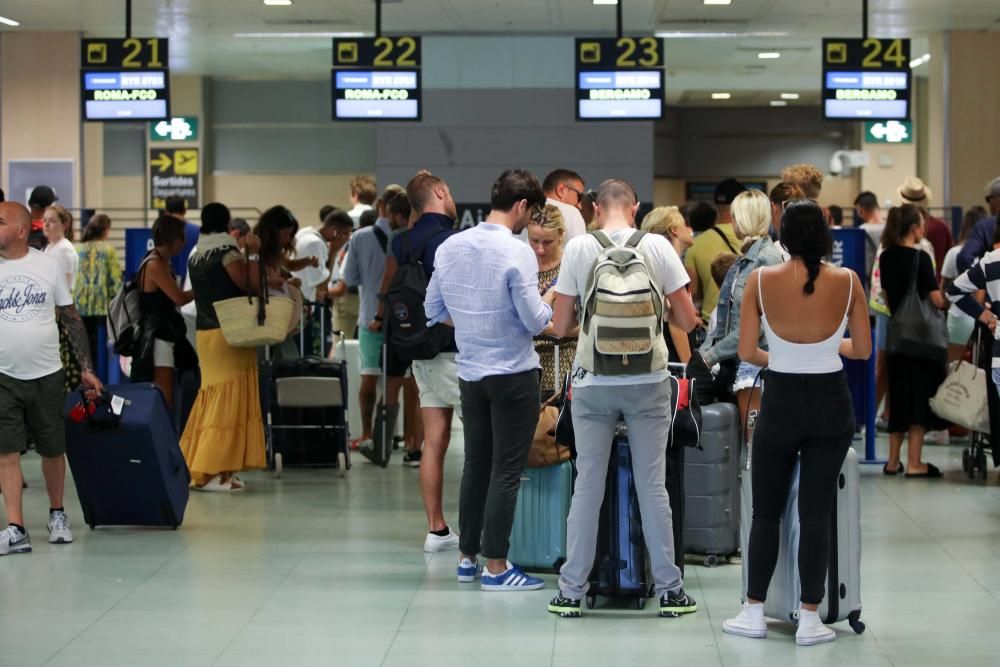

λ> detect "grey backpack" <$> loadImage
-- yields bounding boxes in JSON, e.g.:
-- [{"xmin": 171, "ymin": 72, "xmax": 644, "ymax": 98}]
[
  {"xmin": 106, "ymin": 255, "xmax": 153, "ymax": 356},
  {"xmin": 578, "ymin": 230, "xmax": 667, "ymax": 375}
]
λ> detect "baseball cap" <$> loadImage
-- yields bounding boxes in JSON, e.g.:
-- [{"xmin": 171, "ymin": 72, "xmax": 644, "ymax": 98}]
[
  {"xmin": 28, "ymin": 185, "xmax": 58, "ymax": 208},
  {"xmin": 714, "ymin": 178, "xmax": 747, "ymax": 206}
]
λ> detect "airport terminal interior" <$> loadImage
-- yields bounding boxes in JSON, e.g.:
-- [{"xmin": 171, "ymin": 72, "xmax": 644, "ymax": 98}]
[{"xmin": 2, "ymin": 1, "xmax": 1000, "ymax": 665}]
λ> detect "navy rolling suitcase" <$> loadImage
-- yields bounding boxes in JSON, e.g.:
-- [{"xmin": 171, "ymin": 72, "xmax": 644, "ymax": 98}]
[
  {"xmin": 587, "ymin": 423, "xmax": 653, "ymax": 610},
  {"xmin": 64, "ymin": 383, "xmax": 190, "ymax": 529}
]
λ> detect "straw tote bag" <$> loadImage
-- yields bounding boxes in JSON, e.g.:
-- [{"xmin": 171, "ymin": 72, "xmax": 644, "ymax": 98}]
[{"xmin": 215, "ymin": 256, "xmax": 295, "ymax": 348}]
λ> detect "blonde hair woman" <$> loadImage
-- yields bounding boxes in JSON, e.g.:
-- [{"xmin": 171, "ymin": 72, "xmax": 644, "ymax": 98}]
[
  {"xmin": 529, "ymin": 204, "xmax": 576, "ymax": 394},
  {"xmin": 642, "ymin": 205, "xmax": 696, "ymax": 363},
  {"xmin": 690, "ymin": 189, "xmax": 785, "ymax": 438}
]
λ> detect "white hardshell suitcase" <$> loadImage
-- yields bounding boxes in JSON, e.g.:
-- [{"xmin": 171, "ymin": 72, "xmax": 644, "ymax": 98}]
[{"xmin": 740, "ymin": 446, "xmax": 865, "ymax": 634}]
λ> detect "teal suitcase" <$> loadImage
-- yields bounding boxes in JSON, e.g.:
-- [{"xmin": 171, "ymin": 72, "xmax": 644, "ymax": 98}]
[{"xmin": 508, "ymin": 460, "xmax": 573, "ymax": 572}]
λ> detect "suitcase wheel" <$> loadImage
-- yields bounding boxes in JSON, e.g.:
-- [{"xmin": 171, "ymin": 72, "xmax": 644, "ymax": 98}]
[
  {"xmin": 703, "ymin": 554, "xmax": 720, "ymax": 568},
  {"xmin": 848, "ymin": 610, "xmax": 865, "ymax": 634},
  {"xmin": 337, "ymin": 452, "xmax": 347, "ymax": 478},
  {"xmin": 586, "ymin": 594, "xmax": 596, "ymax": 610},
  {"xmin": 274, "ymin": 453, "xmax": 283, "ymax": 479}
]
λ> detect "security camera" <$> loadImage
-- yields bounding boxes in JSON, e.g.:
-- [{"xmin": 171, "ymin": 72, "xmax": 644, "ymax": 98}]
[{"xmin": 829, "ymin": 150, "xmax": 870, "ymax": 176}]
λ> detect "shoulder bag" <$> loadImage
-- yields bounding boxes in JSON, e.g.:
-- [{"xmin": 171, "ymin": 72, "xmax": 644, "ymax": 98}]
[{"xmin": 886, "ymin": 251, "xmax": 947, "ymax": 363}]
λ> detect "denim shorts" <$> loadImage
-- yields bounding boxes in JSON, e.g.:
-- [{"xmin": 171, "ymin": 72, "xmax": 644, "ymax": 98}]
[
  {"xmin": 732, "ymin": 360, "xmax": 765, "ymax": 392},
  {"xmin": 874, "ymin": 313, "xmax": 889, "ymax": 352}
]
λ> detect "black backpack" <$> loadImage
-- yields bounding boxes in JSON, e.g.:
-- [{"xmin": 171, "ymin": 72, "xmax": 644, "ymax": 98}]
[{"xmin": 385, "ymin": 229, "xmax": 454, "ymax": 363}]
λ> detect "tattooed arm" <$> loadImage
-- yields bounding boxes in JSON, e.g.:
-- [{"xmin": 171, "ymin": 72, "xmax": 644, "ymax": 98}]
[{"xmin": 56, "ymin": 304, "xmax": 104, "ymax": 394}]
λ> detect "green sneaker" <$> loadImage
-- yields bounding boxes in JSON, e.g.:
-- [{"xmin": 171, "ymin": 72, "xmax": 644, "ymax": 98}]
[
  {"xmin": 548, "ymin": 595, "xmax": 582, "ymax": 618},
  {"xmin": 659, "ymin": 589, "xmax": 698, "ymax": 618}
]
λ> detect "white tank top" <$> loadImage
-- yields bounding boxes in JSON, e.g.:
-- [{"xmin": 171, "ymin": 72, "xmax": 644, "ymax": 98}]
[{"xmin": 758, "ymin": 268, "xmax": 852, "ymax": 374}]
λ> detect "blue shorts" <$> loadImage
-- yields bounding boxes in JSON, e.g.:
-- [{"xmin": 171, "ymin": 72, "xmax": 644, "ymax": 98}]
[
  {"xmin": 874, "ymin": 313, "xmax": 889, "ymax": 352},
  {"xmin": 733, "ymin": 360, "xmax": 764, "ymax": 392}
]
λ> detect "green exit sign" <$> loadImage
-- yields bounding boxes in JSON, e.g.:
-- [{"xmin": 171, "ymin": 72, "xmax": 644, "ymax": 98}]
[
  {"xmin": 864, "ymin": 120, "xmax": 912, "ymax": 144},
  {"xmin": 149, "ymin": 116, "xmax": 198, "ymax": 142}
]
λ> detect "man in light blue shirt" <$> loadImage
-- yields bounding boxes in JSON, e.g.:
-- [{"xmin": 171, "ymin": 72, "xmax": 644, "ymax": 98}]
[
  {"xmin": 342, "ymin": 184, "xmax": 404, "ymax": 452},
  {"xmin": 425, "ymin": 168, "xmax": 554, "ymax": 592}
]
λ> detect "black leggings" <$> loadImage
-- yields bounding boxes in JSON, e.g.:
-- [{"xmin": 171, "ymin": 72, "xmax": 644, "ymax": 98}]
[{"xmin": 747, "ymin": 370, "xmax": 854, "ymax": 605}]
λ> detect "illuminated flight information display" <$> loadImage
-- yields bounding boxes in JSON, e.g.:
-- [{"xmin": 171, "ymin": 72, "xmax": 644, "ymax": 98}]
[
  {"xmin": 332, "ymin": 37, "xmax": 422, "ymax": 121},
  {"xmin": 822, "ymin": 38, "xmax": 911, "ymax": 120},
  {"xmin": 333, "ymin": 70, "xmax": 420, "ymax": 120},
  {"xmin": 81, "ymin": 70, "xmax": 169, "ymax": 120},
  {"xmin": 575, "ymin": 37, "xmax": 665, "ymax": 121},
  {"xmin": 80, "ymin": 37, "xmax": 170, "ymax": 122}
]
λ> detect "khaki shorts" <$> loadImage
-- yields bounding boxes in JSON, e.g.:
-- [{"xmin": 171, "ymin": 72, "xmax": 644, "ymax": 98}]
[
  {"xmin": 0, "ymin": 370, "xmax": 66, "ymax": 458},
  {"xmin": 412, "ymin": 353, "xmax": 462, "ymax": 416}
]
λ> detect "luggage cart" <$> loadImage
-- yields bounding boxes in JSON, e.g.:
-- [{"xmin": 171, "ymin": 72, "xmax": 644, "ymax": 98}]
[
  {"xmin": 263, "ymin": 302, "xmax": 351, "ymax": 478},
  {"xmin": 962, "ymin": 326, "xmax": 993, "ymax": 480}
]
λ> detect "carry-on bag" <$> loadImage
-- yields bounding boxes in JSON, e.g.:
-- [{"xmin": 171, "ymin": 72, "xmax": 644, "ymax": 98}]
[
  {"xmin": 509, "ymin": 339, "xmax": 573, "ymax": 571},
  {"xmin": 684, "ymin": 401, "xmax": 741, "ymax": 566},
  {"xmin": 587, "ymin": 423, "xmax": 653, "ymax": 609},
  {"xmin": 63, "ymin": 383, "xmax": 190, "ymax": 529},
  {"xmin": 361, "ymin": 342, "xmax": 396, "ymax": 468},
  {"xmin": 739, "ymin": 447, "xmax": 865, "ymax": 634},
  {"xmin": 263, "ymin": 356, "xmax": 350, "ymax": 476}
]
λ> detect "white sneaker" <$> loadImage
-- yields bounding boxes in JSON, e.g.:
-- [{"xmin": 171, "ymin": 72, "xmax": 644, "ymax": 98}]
[
  {"xmin": 0, "ymin": 525, "xmax": 31, "ymax": 556},
  {"xmin": 722, "ymin": 601, "xmax": 768, "ymax": 639},
  {"xmin": 47, "ymin": 511, "xmax": 73, "ymax": 544},
  {"xmin": 924, "ymin": 430, "xmax": 950, "ymax": 446},
  {"xmin": 796, "ymin": 609, "xmax": 836, "ymax": 646},
  {"xmin": 424, "ymin": 527, "xmax": 460, "ymax": 553}
]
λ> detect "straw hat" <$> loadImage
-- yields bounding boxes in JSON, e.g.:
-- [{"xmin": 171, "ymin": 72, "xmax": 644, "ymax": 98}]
[{"xmin": 897, "ymin": 176, "xmax": 932, "ymax": 206}]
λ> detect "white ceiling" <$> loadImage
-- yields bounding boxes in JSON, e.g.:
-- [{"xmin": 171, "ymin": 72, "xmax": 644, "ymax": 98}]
[{"xmin": 1, "ymin": 0, "xmax": 998, "ymax": 103}]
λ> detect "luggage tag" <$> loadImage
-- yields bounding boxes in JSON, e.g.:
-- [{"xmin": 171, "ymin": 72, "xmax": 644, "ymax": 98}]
[{"xmin": 110, "ymin": 394, "xmax": 126, "ymax": 416}]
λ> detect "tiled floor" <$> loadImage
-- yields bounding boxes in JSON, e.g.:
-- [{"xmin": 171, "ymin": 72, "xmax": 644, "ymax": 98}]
[{"xmin": 3, "ymin": 429, "xmax": 999, "ymax": 666}]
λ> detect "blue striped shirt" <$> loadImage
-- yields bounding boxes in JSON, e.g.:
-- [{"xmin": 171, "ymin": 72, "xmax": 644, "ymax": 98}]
[
  {"xmin": 947, "ymin": 248, "xmax": 1000, "ymax": 366},
  {"xmin": 425, "ymin": 222, "xmax": 552, "ymax": 382}
]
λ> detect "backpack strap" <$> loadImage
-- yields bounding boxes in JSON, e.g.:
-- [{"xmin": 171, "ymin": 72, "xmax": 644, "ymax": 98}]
[
  {"xmin": 710, "ymin": 226, "xmax": 739, "ymax": 254},
  {"xmin": 590, "ymin": 230, "xmax": 614, "ymax": 249},
  {"xmin": 373, "ymin": 226, "xmax": 389, "ymax": 255},
  {"xmin": 625, "ymin": 230, "xmax": 647, "ymax": 248}
]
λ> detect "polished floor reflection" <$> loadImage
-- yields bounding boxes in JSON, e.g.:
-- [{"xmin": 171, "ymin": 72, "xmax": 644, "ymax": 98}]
[{"xmin": 3, "ymin": 429, "xmax": 998, "ymax": 666}]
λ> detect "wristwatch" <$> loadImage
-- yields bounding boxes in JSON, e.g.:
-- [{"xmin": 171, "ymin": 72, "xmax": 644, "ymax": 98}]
[
  {"xmin": 373, "ymin": 314, "xmax": 384, "ymax": 323},
  {"xmin": 247, "ymin": 254, "xmax": 260, "ymax": 261}
]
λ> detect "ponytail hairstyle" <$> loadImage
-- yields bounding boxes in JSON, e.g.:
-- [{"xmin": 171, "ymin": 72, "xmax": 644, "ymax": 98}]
[
  {"xmin": 780, "ymin": 199, "xmax": 831, "ymax": 295},
  {"xmin": 881, "ymin": 204, "xmax": 923, "ymax": 250},
  {"xmin": 81, "ymin": 213, "xmax": 111, "ymax": 243}
]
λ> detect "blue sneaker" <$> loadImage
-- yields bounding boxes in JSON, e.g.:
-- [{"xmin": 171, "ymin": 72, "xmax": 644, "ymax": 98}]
[
  {"xmin": 457, "ymin": 557, "xmax": 481, "ymax": 583},
  {"xmin": 481, "ymin": 561, "xmax": 545, "ymax": 592}
]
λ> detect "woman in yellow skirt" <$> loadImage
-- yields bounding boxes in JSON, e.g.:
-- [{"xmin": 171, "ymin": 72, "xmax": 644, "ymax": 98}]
[{"xmin": 181, "ymin": 203, "xmax": 266, "ymax": 491}]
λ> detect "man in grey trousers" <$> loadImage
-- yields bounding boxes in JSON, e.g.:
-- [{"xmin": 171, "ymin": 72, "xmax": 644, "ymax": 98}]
[{"xmin": 546, "ymin": 179, "xmax": 701, "ymax": 617}]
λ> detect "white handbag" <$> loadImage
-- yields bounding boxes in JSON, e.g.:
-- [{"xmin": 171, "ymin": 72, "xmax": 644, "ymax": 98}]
[{"xmin": 929, "ymin": 360, "xmax": 990, "ymax": 434}]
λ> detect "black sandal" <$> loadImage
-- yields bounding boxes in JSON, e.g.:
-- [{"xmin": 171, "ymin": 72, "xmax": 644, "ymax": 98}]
[
  {"xmin": 883, "ymin": 463, "xmax": 904, "ymax": 475},
  {"xmin": 905, "ymin": 463, "xmax": 943, "ymax": 478}
]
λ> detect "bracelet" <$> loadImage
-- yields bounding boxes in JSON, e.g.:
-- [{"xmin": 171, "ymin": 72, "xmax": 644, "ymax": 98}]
[
  {"xmin": 373, "ymin": 314, "xmax": 383, "ymax": 322},
  {"xmin": 247, "ymin": 254, "xmax": 260, "ymax": 261}
]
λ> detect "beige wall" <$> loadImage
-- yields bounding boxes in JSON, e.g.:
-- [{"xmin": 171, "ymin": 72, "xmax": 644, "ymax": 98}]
[
  {"xmin": 948, "ymin": 31, "xmax": 1000, "ymax": 207},
  {"xmin": 859, "ymin": 140, "xmax": 917, "ymax": 209},
  {"xmin": 208, "ymin": 173, "xmax": 367, "ymax": 225},
  {"xmin": 0, "ymin": 31, "xmax": 81, "ymax": 203}
]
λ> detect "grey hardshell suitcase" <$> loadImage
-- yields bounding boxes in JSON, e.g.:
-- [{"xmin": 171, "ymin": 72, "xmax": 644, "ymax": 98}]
[
  {"xmin": 739, "ymin": 447, "xmax": 865, "ymax": 634},
  {"xmin": 683, "ymin": 402, "xmax": 740, "ymax": 567}
]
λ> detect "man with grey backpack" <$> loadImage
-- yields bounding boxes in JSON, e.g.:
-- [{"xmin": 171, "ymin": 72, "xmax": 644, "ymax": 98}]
[{"xmin": 547, "ymin": 179, "xmax": 701, "ymax": 618}]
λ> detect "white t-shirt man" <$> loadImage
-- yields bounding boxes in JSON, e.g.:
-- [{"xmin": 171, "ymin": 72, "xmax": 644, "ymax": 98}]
[
  {"xmin": 293, "ymin": 227, "xmax": 331, "ymax": 303},
  {"xmin": 556, "ymin": 228, "xmax": 690, "ymax": 388},
  {"xmin": 0, "ymin": 249, "xmax": 74, "ymax": 380},
  {"xmin": 348, "ymin": 203, "xmax": 373, "ymax": 229},
  {"xmin": 546, "ymin": 197, "xmax": 587, "ymax": 244},
  {"xmin": 43, "ymin": 237, "xmax": 78, "ymax": 291}
]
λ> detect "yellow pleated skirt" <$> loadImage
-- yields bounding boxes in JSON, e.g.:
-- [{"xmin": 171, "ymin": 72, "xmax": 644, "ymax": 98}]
[{"xmin": 180, "ymin": 329, "xmax": 266, "ymax": 487}]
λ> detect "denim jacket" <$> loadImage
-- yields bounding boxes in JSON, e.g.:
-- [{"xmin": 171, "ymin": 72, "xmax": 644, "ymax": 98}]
[{"xmin": 701, "ymin": 237, "xmax": 785, "ymax": 366}]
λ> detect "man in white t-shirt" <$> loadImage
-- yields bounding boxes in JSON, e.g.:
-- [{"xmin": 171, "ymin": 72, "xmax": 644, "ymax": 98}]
[
  {"xmin": 546, "ymin": 179, "xmax": 700, "ymax": 619},
  {"xmin": 347, "ymin": 175, "xmax": 377, "ymax": 228},
  {"xmin": 0, "ymin": 202, "xmax": 103, "ymax": 556},
  {"xmin": 542, "ymin": 169, "xmax": 588, "ymax": 244}
]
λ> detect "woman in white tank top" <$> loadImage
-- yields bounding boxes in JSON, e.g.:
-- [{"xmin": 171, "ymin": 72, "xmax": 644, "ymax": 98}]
[{"xmin": 723, "ymin": 200, "xmax": 872, "ymax": 646}]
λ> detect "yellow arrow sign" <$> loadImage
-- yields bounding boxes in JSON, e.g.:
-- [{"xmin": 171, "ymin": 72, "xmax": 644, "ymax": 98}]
[{"xmin": 150, "ymin": 152, "xmax": 172, "ymax": 173}]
